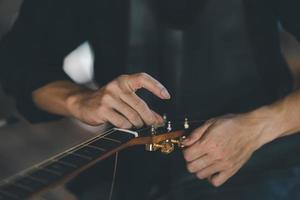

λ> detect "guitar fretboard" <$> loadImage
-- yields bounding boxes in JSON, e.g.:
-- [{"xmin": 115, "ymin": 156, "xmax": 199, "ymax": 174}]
[{"xmin": 0, "ymin": 129, "xmax": 136, "ymax": 200}]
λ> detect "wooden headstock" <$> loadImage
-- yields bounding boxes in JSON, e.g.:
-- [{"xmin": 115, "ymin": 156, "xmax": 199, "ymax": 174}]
[{"xmin": 126, "ymin": 117, "xmax": 190, "ymax": 154}]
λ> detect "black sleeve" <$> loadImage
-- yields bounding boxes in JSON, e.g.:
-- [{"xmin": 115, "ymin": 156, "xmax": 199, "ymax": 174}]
[
  {"xmin": 276, "ymin": 0, "xmax": 300, "ymax": 41},
  {"xmin": 0, "ymin": 0, "xmax": 87, "ymax": 123}
]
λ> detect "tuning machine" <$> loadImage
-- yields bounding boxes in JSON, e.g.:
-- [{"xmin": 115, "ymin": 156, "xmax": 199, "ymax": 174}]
[
  {"xmin": 145, "ymin": 125, "xmax": 158, "ymax": 152},
  {"xmin": 145, "ymin": 136, "xmax": 187, "ymax": 154},
  {"xmin": 145, "ymin": 117, "xmax": 189, "ymax": 154}
]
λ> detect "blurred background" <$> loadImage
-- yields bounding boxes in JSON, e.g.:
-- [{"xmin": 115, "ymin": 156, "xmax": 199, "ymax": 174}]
[
  {"xmin": 1, "ymin": 0, "xmax": 300, "ymax": 199},
  {"xmin": 0, "ymin": 0, "xmax": 22, "ymax": 123},
  {"xmin": 0, "ymin": 1, "xmax": 95, "ymax": 198}
]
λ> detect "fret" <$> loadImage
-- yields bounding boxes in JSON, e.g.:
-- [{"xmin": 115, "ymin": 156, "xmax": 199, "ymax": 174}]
[
  {"xmin": 108, "ymin": 131, "xmax": 135, "ymax": 142},
  {"xmin": 0, "ymin": 190, "xmax": 18, "ymax": 200},
  {"xmin": 55, "ymin": 160, "xmax": 77, "ymax": 168},
  {"xmin": 13, "ymin": 177, "xmax": 45, "ymax": 192},
  {"xmin": 0, "ymin": 184, "xmax": 30, "ymax": 199},
  {"xmin": 74, "ymin": 146, "xmax": 105, "ymax": 160},
  {"xmin": 89, "ymin": 137, "xmax": 120, "ymax": 150},
  {"xmin": 58, "ymin": 154, "xmax": 89, "ymax": 168},
  {"xmin": 102, "ymin": 137, "xmax": 121, "ymax": 143},
  {"xmin": 26, "ymin": 175, "xmax": 48, "ymax": 184},
  {"xmin": 10, "ymin": 182, "xmax": 33, "ymax": 192},
  {"xmin": 0, "ymin": 129, "xmax": 138, "ymax": 199},
  {"xmin": 0, "ymin": 192, "xmax": 16, "ymax": 200},
  {"xmin": 45, "ymin": 162, "xmax": 75, "ymax": 175},
  {"xmin": 70, "ymin": 152, "xmax": 93, "ymax": 160},
  {"xmin": 39, "ymin": 167, "xmax": 62, "ymax": 176},
  {"xmin": 29, "ymin": 170, "xmax": 60, "ymax": 185},
  {"xmin": 87, "ymin": 145, "xmax": 106, "ymax": 151}
]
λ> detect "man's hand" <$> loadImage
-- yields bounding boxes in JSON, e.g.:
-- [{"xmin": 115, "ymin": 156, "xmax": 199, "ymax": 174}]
[
  {"xmin": 66, "ymin": 73, "xmax": 170, "ymax": 128},
  {"xmin": 182, "ymin": 113, "xmax": 271, "ymax": 187}
]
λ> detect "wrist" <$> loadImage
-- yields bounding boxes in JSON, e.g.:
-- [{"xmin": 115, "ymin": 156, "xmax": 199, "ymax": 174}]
[
  {"xmin": 65, "ymin": 87, "xmax": 92, "ymax": 118},
  {"xmin": 247, "ymin": 105, "xmax": 285, "ymax": 150}
]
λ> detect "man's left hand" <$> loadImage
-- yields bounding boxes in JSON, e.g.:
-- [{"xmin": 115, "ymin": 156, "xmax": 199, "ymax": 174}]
[{"xmin": 182, "ymin": 113, "xmax": 270, "ymax": 187}]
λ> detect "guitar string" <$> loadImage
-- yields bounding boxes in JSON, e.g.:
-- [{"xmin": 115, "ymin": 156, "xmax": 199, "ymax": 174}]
[
  {"xmin": 105, "ymin": 120, "xmax": 207, "ymax": 200},
  {"xmin": 0, "ymin": 119, "xmax": 208, "ymax": 187},
  {"xmin": 106, "ymin": 120, "xmax": 206, "ymax": 200},
  {"xmin": 0, "ymin": 121, "xmax": 156, "ymax": 187},
  {"xmin": 53, "ymin": 118, "xmax": 211, "ymax": 157},
  {"xmin": 0, "ymin": 128, "xmax": 117, "ymax": 187},
  {"xmin": 109, "ymin": 152, "xmax": 119, "ymax": 200},
  {"xmin": 37, "ymin": 128, "xmax": 117, "ymax": 167}
]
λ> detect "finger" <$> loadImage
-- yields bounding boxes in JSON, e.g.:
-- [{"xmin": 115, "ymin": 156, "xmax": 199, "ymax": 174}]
[
  {"xmin": 186, "ymin": 155, "xmax": 215, "ymax": 173},
  {"xmin": 108, "ymin": 97, "xmax": 144, "ymax": 128},
  {"xmin": 182, "ymin": 120, "xmax": 213, "ymax": 146},
  {"xmin": 128, "ymin": 73, "xmax": 171, "ymax": 99},
  {"xmin": 209, "ymin": 171, "xmax": 232, "ymax": 187},
  {"xmin": 120, "ymin": 92, "xmax": 157, "ymax": 125},
  {"xmin": 103, "ymin": 109, "xmax": 132, "ymax": 129},
  {"xmin": 196, "ymin": 164, "xmax": 222, "ymax": 180},
  {"xmin": 183, "ymin": 142, "xmax": 208, "ymax": 162}
]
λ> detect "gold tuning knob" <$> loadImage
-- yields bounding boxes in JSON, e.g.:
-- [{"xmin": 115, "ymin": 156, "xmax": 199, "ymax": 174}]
[
  {"xmin": 145, "ymin": 143, "xmax": 165, "ymax": 152},
  {"xmin": 159, "ymin": 140, "xmax": 174, "ymax": 154},
  {"xmin": 171, "ymin": 136, "xmax": 187, "ymax": 148},
  {"xmin": 145, "ymin": 136, "xmax": 187, "ymax": 153},
  {"xmin": 145, "ymin": 144, "xmax": 157, "ymax": 152},
  {"xmin": 145, "ymin": 141, "xmax": 175, "ymax": 154}
]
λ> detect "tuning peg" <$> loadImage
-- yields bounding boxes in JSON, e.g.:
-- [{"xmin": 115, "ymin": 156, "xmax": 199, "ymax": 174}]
[
  {"xmin": 163, "ymin": 114, "xmax": 167, "ymax": 122},
  {"xmin": 171, "ymin": 136, "xmax": 187, "ymax": 148},
  {"xmin": 151, "ymin": 125, "xmax": 156, "ymax": 135},
  {"xmin": 145, "ymin": 140, "xmax": 175, "ymax": 154},
  {"xmin": 184, "ymin": 117, "xmax": 189, "ymax": 129},
  {"xmin": 167, "ymin": 121, "xmax": 172, "ymax": 132},
  {"xmin": 159, "ymin": 140, "xmax": 174, "ymax": 154},
  {"xmin": 145, "ymin": 144, "xmax": 158, "ymax": 152}
]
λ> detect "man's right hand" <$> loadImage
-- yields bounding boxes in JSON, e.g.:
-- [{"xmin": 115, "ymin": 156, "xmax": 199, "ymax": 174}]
[{"xmin": 66, "ymin": 73, "xmax": 170, "ymax": 128}]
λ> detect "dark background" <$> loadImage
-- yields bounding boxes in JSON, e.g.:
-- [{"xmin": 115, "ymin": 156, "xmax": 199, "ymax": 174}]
[
  {"xmin": 0, "ymin": 0, "xmax": 22, "ymax": 121},
  {"xmin": 1, "ymin": 1, "xmax": 300, "ymax": 199}
]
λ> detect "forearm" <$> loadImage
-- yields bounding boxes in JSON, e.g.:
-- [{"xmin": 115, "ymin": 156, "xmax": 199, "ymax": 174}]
[
  {"xmin": 32, "ymin": 80, "xmax": 90, "ymax": 117},
  {"xmin": 251, "ymin": 89, "xmax": 300, "ymax": 147},
  {"xmin": 32, "ymin": 73, "xmax": 167, "ymax": 127}
]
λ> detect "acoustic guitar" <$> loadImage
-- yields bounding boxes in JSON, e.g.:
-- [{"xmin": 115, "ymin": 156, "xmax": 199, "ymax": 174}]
[{"xmin": 0, "ymin": 118, "xmax": 192, "ymax": 200}]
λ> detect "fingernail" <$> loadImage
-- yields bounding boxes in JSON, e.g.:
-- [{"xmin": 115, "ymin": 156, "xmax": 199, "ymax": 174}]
[
  {"xmin": 157, "ymin": 115, "xmax": 164, "ymax": 124},
  {"xmin": 161, "ymin": 88, "xmax": 171, "ymax": 99}
]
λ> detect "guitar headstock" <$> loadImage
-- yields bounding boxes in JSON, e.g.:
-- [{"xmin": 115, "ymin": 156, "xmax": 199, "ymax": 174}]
[{"xmin": 127, "ymin": 117, "xmax": 190, "ymax": 154}]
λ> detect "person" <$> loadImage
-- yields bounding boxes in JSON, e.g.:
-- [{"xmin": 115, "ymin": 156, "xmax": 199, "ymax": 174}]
[{"xmin": 1, "ymin": 0, "xmax": 300, "ymax": 199}]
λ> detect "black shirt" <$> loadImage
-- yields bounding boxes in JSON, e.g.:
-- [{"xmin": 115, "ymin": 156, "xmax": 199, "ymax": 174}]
[{"xmin": 0, "ymin": 0, "xmax": 298, "ymax": 123}]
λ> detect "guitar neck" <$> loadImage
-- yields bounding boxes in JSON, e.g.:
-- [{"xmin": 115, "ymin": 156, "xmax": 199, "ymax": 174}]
[{"xmin": 0, "ymin": 128, "xmax": 138, "ymax": 200}]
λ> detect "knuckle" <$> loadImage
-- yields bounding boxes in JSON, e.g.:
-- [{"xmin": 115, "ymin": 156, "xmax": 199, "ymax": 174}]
[
  {"xmin": 101, "ymin": 93, "xmax": 112, "ymax": 103},
  {"xmin": 128, "ymin": 112, "xmax": 141, "ymax": 123},
  {"xmin": 133, "ymin": 99, "xmax": 145, "ymax": 108},
  {"xmin": 145, "ymin": 115, "xmax": 156, "ymax": 125},
  {"xmin": 88, "ymin": 118, "xmax": 104, "ymax": 126},
  {"xmin": 102, "ymin": 86, "xmax": 112, "ymax": 95},
  {"xmin": 106, "ymin": 81, "xmax": 118, "ymax": 91},
  {"xmin": 118, "ymin": 74, "xmax": 129, "ymax": 81},
  {"xmin": 139, "ymin": 72, "xmax": 149, "ymax": 78},
  {"xmin": 137, "ymin": 72, "xmax": 149, "ymax": 81},
  {"xmin": 212, "ymin": 148, "xmax": 224, "ymax": 160},
  {"xmin": 116, "ymin": 120, "xmax": 130, "ymax": 129}
]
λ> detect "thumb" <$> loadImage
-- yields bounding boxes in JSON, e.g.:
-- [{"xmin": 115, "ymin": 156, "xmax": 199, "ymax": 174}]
[{"xmin": 182, "ymin": 120, "xmax": 214, "ymax": 146}]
